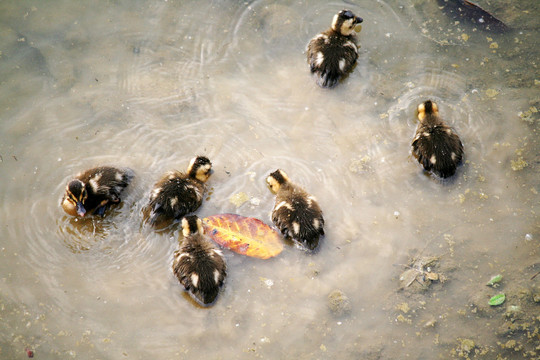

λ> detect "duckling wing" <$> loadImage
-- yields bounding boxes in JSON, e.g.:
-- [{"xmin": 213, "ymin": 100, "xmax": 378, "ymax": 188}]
[
  {"xmin": 172, "ymin": 249, "xmax": 194, "ymax": 290},
  {"xmin": 91, "ymin": 167, "xmax": 133, "ymax": 201}
]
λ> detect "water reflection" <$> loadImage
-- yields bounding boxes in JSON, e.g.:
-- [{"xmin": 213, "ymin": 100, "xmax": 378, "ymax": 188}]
[{"xmin": 0, "ymin": 0, "xmax": 538, "ymax": 358}]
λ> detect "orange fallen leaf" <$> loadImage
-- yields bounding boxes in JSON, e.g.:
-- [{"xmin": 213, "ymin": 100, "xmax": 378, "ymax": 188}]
[{"xmin": 203, "ymin": 214, "xmax": 283, "ymax": 259}]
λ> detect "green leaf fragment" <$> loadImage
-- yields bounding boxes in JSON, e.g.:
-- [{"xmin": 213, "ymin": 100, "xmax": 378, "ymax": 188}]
[
  {"xmin": 488, "ymin": 293, "xmax": 506, "ymax": 306},
  {"xmin": 486, "ymin": 274, "xmax": 502, "ymax": 286}
]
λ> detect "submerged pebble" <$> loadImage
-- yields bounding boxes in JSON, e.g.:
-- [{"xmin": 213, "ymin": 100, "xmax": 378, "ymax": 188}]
[
  {"xmin": 504, "ymin": 305, "xmax": 522, "ymax": 320},
  {"xmin": 327, "ymin": 290, "xmax": 351, "ymax": 316},
  {"xmin": 453, "ymin": 338, "xmax": 476, "ymax": 357}
]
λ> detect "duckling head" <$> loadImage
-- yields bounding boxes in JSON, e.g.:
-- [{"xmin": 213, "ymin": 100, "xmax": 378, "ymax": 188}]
[
  {"xmin": 181, "ymin": 215, "xmax": 204, "ymax": 238},
  {"xmin": 188, "ymin": 156, "xmax": 213, "ymax": 183},
  {"xmin": 266, "ymin": 169, "xmax": 290, "ymax": 194},
  {"xmin": 62, "ymin": 179, "xmax": 88, "ymax": 217},
  {"xmin": 417, "ymin": 100, "xmax": 439, "ymax": 122},
  {"xmin": 332, "ymin": 10, "xmax": 363, "ymax": 36}
]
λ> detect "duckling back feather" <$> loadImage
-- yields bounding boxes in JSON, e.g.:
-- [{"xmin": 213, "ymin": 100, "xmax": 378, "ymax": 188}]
[
  {"xmin": 173, "ymin": 231, "xmax": 226, "ymax": 306},
  {"xmin": 412, "ymin": 107, "xmax": 464, "ymax": 179}
]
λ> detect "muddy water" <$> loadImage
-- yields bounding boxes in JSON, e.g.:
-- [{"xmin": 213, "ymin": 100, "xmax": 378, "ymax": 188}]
[{"xmin": 1, "ymin": 0, "xmax": 538, "ymax": 358}]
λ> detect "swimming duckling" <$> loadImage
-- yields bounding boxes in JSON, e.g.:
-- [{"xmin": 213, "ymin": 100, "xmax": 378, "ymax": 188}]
[
  {"xmin": 266, "ymin": 169, "xmax": 324, "ymax": 251},
  {"xmin": 143, "ymin": 156, "xmax": 212, "ymax": 226},
  {"xmin": 412, "ymin": 100, "xmax": 464, "ymax": 178},
  {"xmin": 172, "ymin": 215, "xmax": 227, "ymax": 306},
  {"xmin": 307, "ymin": 9, "xmax": 363, "ymax": 88},
  {"xmin": 61, "ymin": 166, "xmax": 134, "ymax": 217}
]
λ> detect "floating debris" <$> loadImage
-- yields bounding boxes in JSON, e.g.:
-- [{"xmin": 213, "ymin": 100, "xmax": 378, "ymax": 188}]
[
  {"xmin": 485, "ymin": 88, "xmax": 499, "ymax": 98},
  {"xmin": 511, "ymin": 157, "xmax": 528, "ymax": 171},
  {"xmin": 423, "ymin": 317, "xmax": 437, "ymax": 328},
  {"xmin": 203, "ymin": 214, "xmax": 283, "ymax": 259},
  {"xmin": 486, "ymin": 274, "xmax": 502, "ymax": 286},
  {"xmin": 518, "ymin": 107, "xmax": 538, "ymax": 124},
  {"xmin": 437, "ymin": 0, "xmax": 509, "ymax": 32},
  {"xmin": 229, "ymin": 192, "xmax": 249, "ymax": 207},
  {"xmin": 488, "ymin": 293, "xmax": 506, "ymax": 306},
  {"xmin": 398, "ymin": 256, "xmax": 446, "ymax": 290}
]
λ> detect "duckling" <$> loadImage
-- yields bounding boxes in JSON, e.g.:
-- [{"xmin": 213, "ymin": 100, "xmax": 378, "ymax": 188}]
[
  {"xmin": 172, "ymin": 215, "xmax": 227, "ymax": 306},
  {"xmin": 61, "ymin": 166, "xmax": 134, "ymax": 217},
  {"xmin": 266, "ymin": 169, "xmax": 324, "ymax": 251},
  {"xmin": 412, "ymin": 100, "xmax": 464, "ymax": 178},
  {"xmin": 307, "ymin": 9, "xmax": 363, "ymax": 88},
  {"xmin": 143, "ymin": 156, "xmax": 212, "ymax": 226}
]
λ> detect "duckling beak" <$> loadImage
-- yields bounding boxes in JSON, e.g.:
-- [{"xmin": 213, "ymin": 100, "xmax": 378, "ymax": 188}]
[
  {"xmin": 355, "ymin": 16, "xmax": 363, "ymax": 24},
  {"xmin": 76, "ymin": 202, "xmax": 87, "ymax": 217}
]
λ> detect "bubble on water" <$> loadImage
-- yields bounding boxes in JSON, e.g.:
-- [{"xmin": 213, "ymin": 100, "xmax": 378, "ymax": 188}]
[{"xmin": 525, "ymin": 234, "xmax": 533, "ymax": 241}]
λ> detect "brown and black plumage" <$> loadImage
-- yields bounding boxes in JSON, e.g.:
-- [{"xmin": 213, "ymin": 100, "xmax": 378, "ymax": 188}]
[
  {"xmin": 412, "ymin": 100, "xmax": 464, "ymax": 178},
  {"xmin": 307, "ymin": 9, "xmax": 363, "ymax": 88},
  {"xmin": 266, "ymin": 169, "xmax": 324, "ymax": 251},
  {"xmin": 172, "ymin": 215, "xmax": 226, "ymax": 306},
  {"xmin": 61, "ymin": 166, "xmax": 134, "ymax": 217},
  {"xmin": 143, "ymin": 156, "xmax": 212, "ymax": 226}
]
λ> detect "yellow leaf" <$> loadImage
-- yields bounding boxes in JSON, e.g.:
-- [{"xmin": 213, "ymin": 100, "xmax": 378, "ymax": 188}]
[{"xmin": 203, "ymin": 214, "xmax": 283, "ymax": 259}]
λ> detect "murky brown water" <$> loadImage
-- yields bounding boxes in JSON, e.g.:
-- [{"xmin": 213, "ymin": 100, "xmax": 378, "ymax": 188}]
[{"xmin": 1, "ymin": 0, "xmax": 539, "ymax": 358}]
